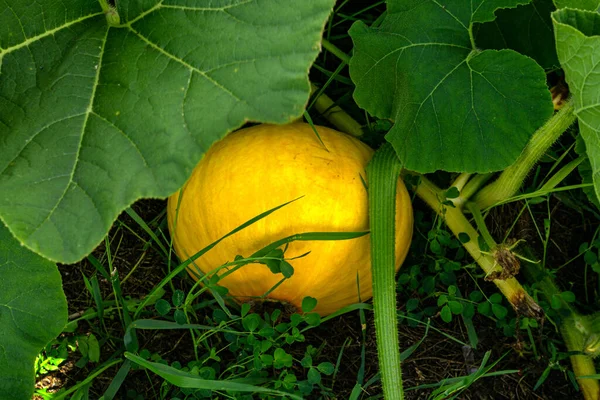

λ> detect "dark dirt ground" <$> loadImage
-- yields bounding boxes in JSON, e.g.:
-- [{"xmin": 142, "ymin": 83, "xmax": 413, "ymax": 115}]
[{"xmin": 34, "ymin": 186, "xmax": 600, "ymax": 399}]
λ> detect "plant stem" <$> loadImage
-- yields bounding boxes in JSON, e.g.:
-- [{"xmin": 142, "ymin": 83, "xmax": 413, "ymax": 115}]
[
  {"xmin": 321, "ymin": 38, "xmax": 351, "ymax": 64},
  {"xmin": 466, "ymin": 202, "xmax": 496, "ymax": 250},
  {"xmin": 310, "ymin": 96, "xmax": 541, "ymax": 316},
  {"xmin": 460, "ymin": 173, "xmax": 494, "ymax": 204},
  {"xmin": 98, "ymin": 0, "xmax": 110, "ymax": 12},
  {"xmin": 367, "ymin": 144, "xmax": 405, "ymax": 400},
  {"xmin": 416, "ymin": 176, "xmax": 542, "ymax": 317},
  {"xmin": 562, "ymin": 324, "xmax": 600, "ymax": 400},
  {"xmin": 521, "ymin": 252, "xmax": 600, "ymax": 400},
  {"xmin": 474, "ymin": 100, "xmax": 576, "ymax": 210},
  {"xmin": 468, "ymin": 23, "xmax": 477, "ymax": 50},
  {"xmin": 310, "ymin": 84, "xmax": 363, "ymax": 137},
  {"xmin": 451, "ymin": 173, "xmax": 472, "ymax": 192}
]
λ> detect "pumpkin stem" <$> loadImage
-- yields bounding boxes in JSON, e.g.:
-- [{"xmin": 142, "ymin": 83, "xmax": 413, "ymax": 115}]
[
  {"xmin": 415, "ymin": 176, "xmax": 543, "ymax": 319},
  {"xmin": 473, "ymin": 99, "xmax": 576, "ymax": 210},
  {"xmin": 367, "ymin": 143, "xmax": 405, "ymax": 400},
  {"xmin": 520, "ymin": 248, "xmax": 600, "ymax": 399}
]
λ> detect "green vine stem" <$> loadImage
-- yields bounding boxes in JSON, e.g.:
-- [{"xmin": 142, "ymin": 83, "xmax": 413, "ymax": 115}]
[
  {"xmin": 474, "ymin": 100, "xmax": 576, "ymax": 210},
  {"xmin": 466, "ymin": 202, "xmax": 496, "ymax": 250},
  {"xmin": 416, "ymin": 176, "xmax": 542, "ymax": 317},
  {"xmin": 450, "ymin": 173, "xmax": 472, "ymax": 192},
  {"xmin": 98, "ymin": 0, "xmax": 120, "ymax": 25},
  {"xmin": 321, "ymin": 38, "xmax": 351, "ymax": 64},
  {"xmin": 561, "ymin": 319, "xmax": 600, "ymax": 400},
  {"xmin": 310, "ymin": 81, "xmax": 541, "ymax": 316},
  {"xmin": 459, "ymin": 173, "xmax": 494, "ymax": 204},
  {"xmin": 521, "ymin": 251, "xmax": 600, "ymax": 400},
  {"xmin": 367, "ymin": 143, "xmax": 405, "ymax": 400},
  {"xmin": 98, "ymin": 0, "xmax": 110, "ymax": 12},
  {"xmin": 310, "ymin": 84, "xmax": 363, "ymax": 137}
]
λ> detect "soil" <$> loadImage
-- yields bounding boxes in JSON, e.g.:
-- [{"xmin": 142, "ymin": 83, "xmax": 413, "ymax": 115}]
[{"xmin": 35, "ymin": 187, "xmax": 599, "ymax": 399}]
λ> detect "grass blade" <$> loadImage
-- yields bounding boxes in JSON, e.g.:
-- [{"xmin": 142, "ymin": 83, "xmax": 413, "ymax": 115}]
[
  {"xmin": 125, "ymin": 207, "xmax": 169, "ymax": 257},
  {"xmin": 101, "ymin": 360, "xmax": 131, "ymax": 400},
  {"xmin": 134, "ymin": 197, "xmax": 303, "ymax": 318},
  {"xmin": 125, "ymin": 352, "xmax": 302, "ymax": 399}
]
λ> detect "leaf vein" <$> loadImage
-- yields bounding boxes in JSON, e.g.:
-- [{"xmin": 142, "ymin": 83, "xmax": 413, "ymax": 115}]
[
  {"xmin": 0, "ymin": 11, "xmax": 103, "ymax": 57},
  {"xmin": 161, "ymin": 0, "xmax": 252, "ymax": 12},
  {"xmin": 128, "ymin": 27, "xmax": 244, "ymax": 103},
  {"xmin": 25, "ymin": 26, "xmax": 110, "ymax": 240},
  {"xmin": 431, "ymin": 0, "xmax": 469, "ymax": 31},
  {"xmin": 90, "ymin": 111, "xmax": 150, "ymax": 168},
  {"xmin": 0, "ymin": 113, "xmax": 86, "ymax": 176},
  {"xmin": 359, "ymin": 43, "xmax": 469, "ymax": 84}
]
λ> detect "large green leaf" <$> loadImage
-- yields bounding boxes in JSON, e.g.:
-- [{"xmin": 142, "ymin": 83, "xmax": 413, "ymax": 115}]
[
  {"xmin": 0, "ymin": 222, "xmax": 67, "ymax": 400},
  {"xmin": 554, "ymin": 0, "xmax": 600, "ymax": 9},
  {"xmin": 474, "ymin": 0, "xmax": 559, "ymax": 70},
  {"xmin": 462, "ymin": 0, "xmax": 600, "ymax": 71},
  {"xmin": 349, "ymin": 0, "xmax": 554, "ymax": 173},
  {"xmin": 0, "ymin": 0, "xmax": 335, "ymax": 263},
  {"xmin": 575, "ymin": 135, "xmax": 600, "ymax": 210},
  {"xmin": 554, "ymin": 9, "xmax": 600, "ymax": 206}
]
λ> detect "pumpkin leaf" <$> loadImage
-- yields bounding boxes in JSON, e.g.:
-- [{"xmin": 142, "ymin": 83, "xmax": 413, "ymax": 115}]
[
  {"xmin": 554, "ymin": 9, "xmax": 600, "ymax": 206},
  {"xmin": 474, "ymin": 0, "xmax": 600, "ymax": 71},
  {"xmin": 575, "ymin": 136, "xmax": 600, "ymax": 210},
  {"xmin": 474, "ymin": 0, "xmax": 559, "ymax": 70},
  {"xmin": 0, "ymin": 0, "xmax": 335, "ymax": 263},
  {"xmin": 349, "ymin": 0, "xmax": 553, "ymax": 173},
  {"xmin": 553, "ymin": 0, "xmax": 600, "ymax": 9},
  {"xmin": 0, "ymin": 222, "xmax": 67, "ymax": 400}
]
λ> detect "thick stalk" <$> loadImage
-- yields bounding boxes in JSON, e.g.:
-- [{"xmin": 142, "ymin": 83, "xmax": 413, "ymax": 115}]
[
  {"xmin": 416, "ymin": 176, "xmax": 542, "ymax": 317},
  {"xmin": 310, "ymin": 84, "xmax": 363, "ymax": 137},
  {"xmin": 459, "ymin": 173, "xmax": 494, "ymax": 204},
  {"xmin": 521, "ymin": 253, "xmax": 600, "ymax": 400},
  {"xmin": 310, "ymin": 83, "xmax": 541, "ymax": 316},
  {"xmin": 474, "ymin": 100, "xmax": 576, "ymax": 210},
  {"xmin": 367, "ymin": 144, "xmax": 404, "ymax": 400},
  {"xmin": 450, "ymin": 173, "xmax": 472, "ymax": 192},
  {"xmin": 562, "ymin": 324, "xmax": 600, "ymax": 400}
]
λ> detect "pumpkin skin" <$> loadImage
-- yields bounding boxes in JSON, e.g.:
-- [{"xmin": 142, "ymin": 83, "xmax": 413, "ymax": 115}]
[{"xmin": 167, "ymin": 123, "xmax": 413, "ymax": 316}]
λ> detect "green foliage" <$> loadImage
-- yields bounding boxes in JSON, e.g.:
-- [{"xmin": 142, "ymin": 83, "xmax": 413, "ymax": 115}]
[
  {"xmin": 0, "ymin": 0, "xmax": 335, "ymax": 263},
  {"xmin": 35, "ymin": 338, "xmax": 72, "ymax": 376},
  {"xmin": 127, "ymin": 300, "xmax": 335, "ymax": 399},
  {"xmin": 437, "ymin": 287, "xmax": 465, "ymax": 323},
  {"xmin": 0, "ymin": 223, "xmax": 67, "ymax": 400},
  {"xmin": 398, "ymin": 212, "xmax": 518, "ymax": 337},
  {"xmin": 474, "ymin": 0, "xmax": 600, "ymax": 72},
  {"xmin": 576, "ymin": 136, "xmax": 600, "ymax": 210},
  {"xmin": 349, "ymin": 0, "xmax": 553, "ymax": 173},
  {"xmin": 533, "ymin": 341, "xmax": 577, "ymax": 391},
  {"xmin": 553, "ymin": 0, "xmax": 600, "ymax": 9},
  {"xmin": 474, "ymin": 0, "xmax": 559, "ymax": 69},
  {"xmin": 554, "ymin": 9, "xmax": 600, "ymax": 209}
]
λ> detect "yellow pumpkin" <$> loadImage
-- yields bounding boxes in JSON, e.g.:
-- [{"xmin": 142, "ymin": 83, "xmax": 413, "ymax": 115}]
[{"xmin": 167, "ymin": 123, "xmax": 413, "ymax": 316}]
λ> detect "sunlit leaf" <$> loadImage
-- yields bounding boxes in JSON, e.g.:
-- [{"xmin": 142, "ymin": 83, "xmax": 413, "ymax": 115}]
[
  {"xmin": 0, "ymin": 223, "xmax": 67, "ymax": 400},
  {"xmin": 0, "ymin": 0, "xmax": 335, "ymax": 263},
  {"xmin": 350, "ymin": 0, "xmax": 553, "ymax": 173}
]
